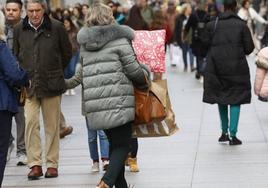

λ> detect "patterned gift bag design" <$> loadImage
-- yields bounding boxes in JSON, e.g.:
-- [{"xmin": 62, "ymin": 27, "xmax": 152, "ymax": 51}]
[{"xmin": 132, "ymin": 30, "xmax": 166, "ymax": 73}]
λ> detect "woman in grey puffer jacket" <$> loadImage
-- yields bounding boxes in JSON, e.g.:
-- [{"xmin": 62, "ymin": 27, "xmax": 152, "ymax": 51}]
[{"xmin": 65, "ymin": 2, "xmax": 148, "ymax": 188}]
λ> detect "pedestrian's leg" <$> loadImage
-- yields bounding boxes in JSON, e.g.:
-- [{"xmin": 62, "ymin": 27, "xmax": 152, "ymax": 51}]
[
  {"xmin": 217, "ymin": 104, "xmax": 229, "ymax": 134},
  {"xmin": 229, "ymin": 105, "xmax": 241, "ymax": 137},
  {"xmin": 189, "ymin": 47, "xmax": 195, "ymax": 71},
  {"xmin": 25, "ymin": 96, "xmax": 42, "ymax": 168},
  {"xmin": 102, "ymin": 123, "xmax": 132, "ymax": 188},
  {"xmin": 8, "ymin": 133, "xmax": 14, "ymax": 147},
  {"xmin": 195, "ymin": 56, "xmax": 201, "ymax": 79},
  {"xmin": 41, "ymin": 96, "xmax": 61, "ymax": 169},
  {"xmin": 6, "ymin": 133, "xmax": 14, "ymax": 162},
  {"xmin": 59, "ymin": 107, "xmax": 73, "ymax": 139},
  {"xmin": 130, "ymin": 138, "xmax": 138, "ymax": 158},
  {"xmin": 181, "ymin": 43, "xmax": 188, "ymax": 71},
  {"xmin": 0, "ymin": 111, "xmax": 12, "ymax": 187},
  {"xmin": 60, "ymin": 111, "xmax": 66, "ymax": 129},
  {"xmin": 15, "ymin": 107, "xmax": 26, "ymax": 156},
  {"xmin": 85, "ymin": 118, "xmax": 99, "ymax": 162},
  {"xmin": 114, "ymin": 166, "xmax": 127, "ymax": 188},
  {"xmin": 98, "ymin": 130, "xmax": 109, "ymax": 160}
]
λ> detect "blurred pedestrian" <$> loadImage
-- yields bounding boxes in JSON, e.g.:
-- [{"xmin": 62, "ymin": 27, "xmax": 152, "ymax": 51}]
[
  {"xmin": 125, "ymin": 4, "xmax": 148, "ymax": 30},
  {"xmin": 63, "ymin": 16, "xmax": 79, "ymax": 96},
  {"xmin": 203, "ymin": 0, "xmax": 254, "ymax": 145},
  {"xmin": 13, "ymin": 0, "xmax": 72, "ymax": 180},
  {"xmin": 174, "ymin": 3, "xmax": 195, "ymax": 72},
  {"xmin": 164, "ymin": 0, "xmax": 179, "ymax": 66},
  {"xmin": 65, "ymin": 2, "xmax": 148, "ymax": 187},
  {"xmin": 72, "ymin": 5, "xmax": 84, "ymax": 28},
  {"xmin": 125, "ymin": 2, "xmax": 149, "ymax": 173},
  {"xmin": 184, "ymin": 2, "xmax": 209, "ymax": 81},
  {"xmin": 238, "ymin": 0, "xmax": 267, "ymax": 35},
  {"xmin": 4, "ymin": 0, "xmax": 28, "ymax": 166},
  {"xmin": 0, "ymin": 10, "xmax": 29, "ymax": 187},
  {"xmin": 150, "ymin": 9, "xmax": 168, "ymax": 79},
  {"xmin": 108, "ymin": 1, "xmax": 125, "ymax": 25}
]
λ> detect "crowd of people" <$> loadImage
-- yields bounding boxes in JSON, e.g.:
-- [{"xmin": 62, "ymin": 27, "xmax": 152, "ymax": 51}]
[{"xmin": 0, "ymin": 0, "xmax": 268, "ymax": 188}]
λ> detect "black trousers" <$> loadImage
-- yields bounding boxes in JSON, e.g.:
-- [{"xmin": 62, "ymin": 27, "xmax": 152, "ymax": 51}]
[
  {"xmin": 103, "ymin": 122, "xmax": 132, "ymax": 188},
  {"xmin": 130, "ymin": 138, "xmax": 138, "ymax": 158},
  {"xmin": 0, "ymin": 111, "xmax": 13, "ymax": 187}
]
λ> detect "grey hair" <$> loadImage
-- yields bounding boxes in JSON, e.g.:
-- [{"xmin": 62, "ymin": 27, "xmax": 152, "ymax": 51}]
[
  {"xmin": 24, "ymin": 0, "xmax": 48, "ymax": 10},
  {"xmin": 0, "ymin": 11, "xmax": 6, "ymax": 41}
]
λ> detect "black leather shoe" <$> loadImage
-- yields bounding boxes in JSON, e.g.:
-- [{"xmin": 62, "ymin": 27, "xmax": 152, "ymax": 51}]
[
  {"xmin": 229, "ymin": 136, "xmax": 242, "ymax": 145},
  {"xmin": 218, "ymin": 133, "xmax": 230, "ymax": 142}
]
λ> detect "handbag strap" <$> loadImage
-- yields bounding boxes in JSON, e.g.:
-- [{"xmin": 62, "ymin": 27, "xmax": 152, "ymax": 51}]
[{"xmin": 212, "ymin": 17, "xmax": 219, "ymax": 38}]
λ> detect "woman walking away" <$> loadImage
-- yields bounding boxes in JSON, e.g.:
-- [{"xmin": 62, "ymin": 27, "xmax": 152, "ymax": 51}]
[
  {"xmin": 203, "ymin": 0, "xmax": 254, "ymax": 145},
  {"xmin": 65, "ymin": 2, "xmax": 149, "ymax": 188},
  {"xmin": 0, "ymin": 10, "xmax": 29, "ymax": 187},
  {"xmin": 63, "ymin": 16, "xmax": 79, "ymax": 96}
]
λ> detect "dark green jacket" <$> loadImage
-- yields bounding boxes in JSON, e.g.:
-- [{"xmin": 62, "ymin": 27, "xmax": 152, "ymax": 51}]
[{"xmin": 13, "ymin": 14, "xmax": 72, "ymax": 98}]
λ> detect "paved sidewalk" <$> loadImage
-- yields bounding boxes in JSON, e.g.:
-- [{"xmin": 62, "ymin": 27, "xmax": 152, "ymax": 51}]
[{"xmin": 3, "ymin": 55, "xmax": 268, "ymax": 188}]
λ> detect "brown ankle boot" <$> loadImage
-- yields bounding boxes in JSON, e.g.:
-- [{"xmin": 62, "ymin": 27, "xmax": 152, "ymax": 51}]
[
  {"xmin": 97, "ymin": 180, "xmax": 109, "ymax": 188},
  {"xmin": 128, "ymin": 158, "xmax": 139, "ymax": 172}
]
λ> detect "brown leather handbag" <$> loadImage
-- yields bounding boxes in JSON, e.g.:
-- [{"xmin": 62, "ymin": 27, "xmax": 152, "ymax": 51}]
[
  {"xmin": 134, "ymin": 81, "xmax": 166, "ymax": 125},
  {"xmin": 132, "ymin": 79, "xmax": 178, "ymax": 138},
  {"xmin": 16, "ymin": 87, "xmax": 27, "ymax": 106}
]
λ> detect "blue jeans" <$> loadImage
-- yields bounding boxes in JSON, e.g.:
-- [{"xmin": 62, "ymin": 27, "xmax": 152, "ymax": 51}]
[
  {"xmin": 85, "ymin": 118, "xmax": 109, "ymax": 161},
  {"xmin": 181, "ymin": 43, "xmax": 194, "ymax": 68},
  {"xmin": 64, "ymin": 52, "xmax": 79, "ymax": 79}
]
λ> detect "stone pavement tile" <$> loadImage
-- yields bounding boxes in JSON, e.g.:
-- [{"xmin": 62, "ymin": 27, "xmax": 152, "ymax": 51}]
[
  {"xmin": 196, "ymin": 143, "xmax": 268, "ymax": 164},
  {"xmin": 2, "ymin": 175, "xmax": 25, "ymax": 187},
  {"xmin": 59, "ymin": 156, "xmax": 91, "ymax": 166},
  {"xmin": 192, "ymin": 163, "xmax": 268, "ymax": 184},
  {"xmin": 60, "ymin": 149, "xmax": 89, "ymax": 158},
  {"xmin": 4, "ymin": 173, "xmax": 101, "ymax": 188},
  {"xmin": 192, "ymin": 183, "xmax": 268, "ymax": 188},
  {"xmin": 125, "ymin": 166, "xmax": 193, "ymax": 188}
]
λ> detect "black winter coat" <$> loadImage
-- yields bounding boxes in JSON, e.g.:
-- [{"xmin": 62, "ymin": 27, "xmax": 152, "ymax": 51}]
[
  {"xmin": 184, "ymin": 9, "xmax": 209, "ymax": 57},
  {"xmin": 173, "ymin": 14, "xmax": 185, "ymax": 46},
  {"xmin": 203, "ymin": 11, "xmax": 254, "ymax": 105}
]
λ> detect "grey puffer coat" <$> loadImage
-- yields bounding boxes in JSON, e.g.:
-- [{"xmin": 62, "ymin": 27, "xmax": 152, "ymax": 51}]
[{"xmin": 66, "ymin": 24, "xmax": 148, "ymax": 130}]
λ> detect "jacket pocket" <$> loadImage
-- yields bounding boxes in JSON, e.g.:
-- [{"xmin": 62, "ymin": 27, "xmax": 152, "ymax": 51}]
[{"xmin": 47, "ymin": 70, "xmax": 66, "ymax": 92}]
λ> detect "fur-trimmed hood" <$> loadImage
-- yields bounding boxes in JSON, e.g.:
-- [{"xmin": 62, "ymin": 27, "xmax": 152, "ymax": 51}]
[{"xmin": 77, "ymin": 24, "xmax": 135, "ymax": 51}]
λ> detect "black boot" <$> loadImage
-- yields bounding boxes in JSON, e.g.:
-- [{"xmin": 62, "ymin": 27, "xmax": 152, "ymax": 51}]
[
  {"xmin": 218, "ymin": 133, "xmax": 230, "ymax": 142},
  {"xmin": 229, "ymin": 136, "xmax": 242, "ymax": 145}
]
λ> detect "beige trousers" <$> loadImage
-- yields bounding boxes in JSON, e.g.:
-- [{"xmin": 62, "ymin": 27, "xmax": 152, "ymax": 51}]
[{"xmin": 25, "ymin": 95, "xmax": 61, "ymax": 169}]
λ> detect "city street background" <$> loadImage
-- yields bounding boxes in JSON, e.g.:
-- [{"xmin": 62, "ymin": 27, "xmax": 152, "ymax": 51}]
[{"xmin": 3, "ymin": 54, "xmax": 268, "ymax": 188}]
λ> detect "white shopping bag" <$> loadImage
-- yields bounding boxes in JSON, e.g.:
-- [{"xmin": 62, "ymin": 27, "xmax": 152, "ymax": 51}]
[{"xmin": 169, "ymin": 43, "xmax": 183, "ymax": 66}]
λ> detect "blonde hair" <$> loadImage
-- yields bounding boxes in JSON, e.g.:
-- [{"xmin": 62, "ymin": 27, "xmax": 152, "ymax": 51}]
[
  {"xmin": 181, "ymin": 3, "xmax": 191, "ymax": 15},
  {"xmin": 85, "ymin": 2, "xmax": 115, "ymax": 27},
  {"xmin": 0, "ymin": 11, "xmax": 6, "ymax": 41}
]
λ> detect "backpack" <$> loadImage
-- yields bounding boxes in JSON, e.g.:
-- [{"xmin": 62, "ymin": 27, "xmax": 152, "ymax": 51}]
[{"xmin": 193, "ymin": 12, "xmax": 208, "ymax": 42}]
